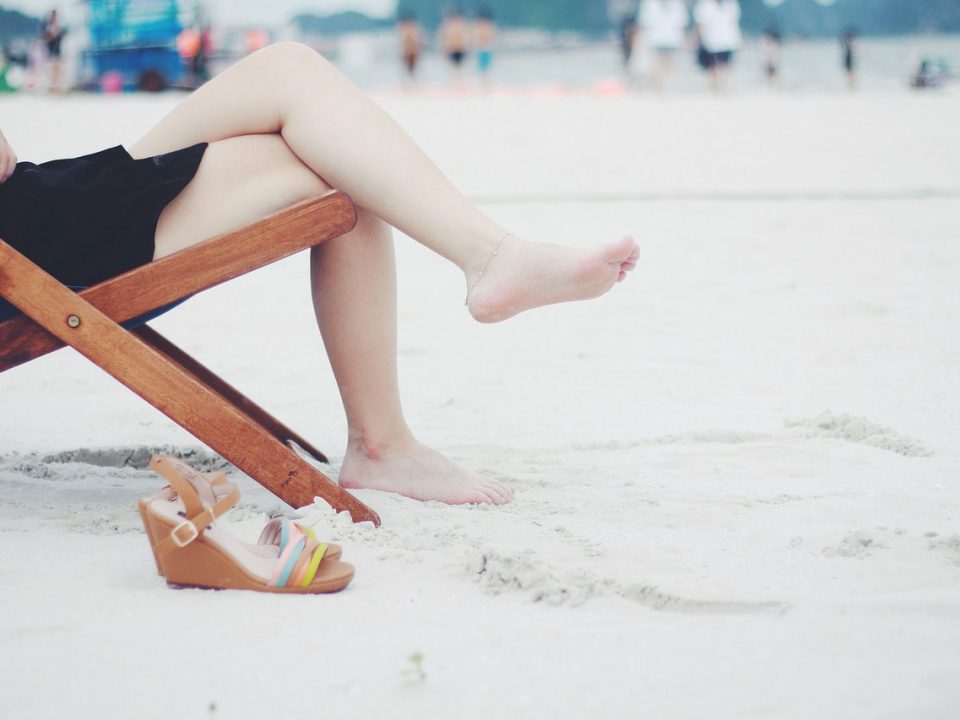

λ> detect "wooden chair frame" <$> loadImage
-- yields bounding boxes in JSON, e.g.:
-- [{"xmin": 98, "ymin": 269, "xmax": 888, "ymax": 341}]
[{"xmin": 0, "ymin": 191, "xmax": 380, "ymax": 526}]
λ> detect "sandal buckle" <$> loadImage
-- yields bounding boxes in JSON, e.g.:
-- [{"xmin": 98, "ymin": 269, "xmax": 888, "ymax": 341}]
[{"xmin": 171, "ymin": 520, "xmax": 199, "ymax": 547}]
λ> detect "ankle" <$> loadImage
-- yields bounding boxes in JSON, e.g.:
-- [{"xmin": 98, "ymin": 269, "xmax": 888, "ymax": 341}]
[
  {"xmin": 345, "ymin": 426, "xmax": 416, "ymax": 461},
  {"xmin": 464, "ymin": 231, "xmax": 515, "ymax": 301},
  {"xmin": 455, "ymin": 226, "xmax": 510, "ymax": 275}
]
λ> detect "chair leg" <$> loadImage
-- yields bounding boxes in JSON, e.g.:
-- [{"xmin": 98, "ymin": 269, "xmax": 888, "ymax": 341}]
[
  {"xmin": 0, "ymin": 247, "xmax": 380, "ymax": 525},
  {"xmin": 133, "ymin": 325, "xmax": 330, "ymax": 464}
]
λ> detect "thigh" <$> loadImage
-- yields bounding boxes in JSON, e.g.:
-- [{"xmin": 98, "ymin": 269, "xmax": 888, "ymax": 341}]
[
  {"xmin": 128, "ymin": 43, "xmax": 332, "ymax": 159},
  {"xmin": 152, "ymin": 133, "xmax": 331, "ymax": 259}
]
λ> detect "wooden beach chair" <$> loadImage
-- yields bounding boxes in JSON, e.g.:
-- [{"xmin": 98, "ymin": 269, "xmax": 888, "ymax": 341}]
[{"xmin": 0, "ymin": 191, "xmax": 381, "ymax": 526}]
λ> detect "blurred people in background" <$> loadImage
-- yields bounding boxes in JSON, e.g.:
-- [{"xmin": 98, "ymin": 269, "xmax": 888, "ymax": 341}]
[
  {"xmin": 620, "ymin": 14, "xmax": 637, "ymax": 72},
  {"xmin": 397, "ymin": 12, "xmax": 423, "ymax": 80},
  {"xmin": 177, "ymin": 27, "xmax": 200, "ymax": 67},
  {"xmin": 41, "ymin": 9, "xmax": 66, "ymax": 93},
  {"xmin": 25, "ymin": 37, "xmax": 43, "ymax": 90},
  {"xmin": 841, "ymin": 28, "xmax": 857, "ymax": 91},
  {"xmin": 475, "ymin": 8, "xmax": 496, "ymax": 83},
  {"xmin": 0, "ymin": 48, "xmax": 15, "ymax": 93},
  {"xmin": 638, "ymin": 0, "xmax": 689, "ymax": 91},
  {"xmin": 760, "ymin": 28, "xmax": 781, "ymax": 88},
  {"xmin": 194, "ymin": 25, "xmax": 213, "ymax": 83},
  {"xmin": 177, "ymin": 25, "xmax": 213, "ymax": 86},
  {"xmin": 177, "ymin": 27, "xmax": 205, "ymax": 86},
  {"xmin": 693, "ymin": 0, "xmax": 741, "ymax": 92},
  {"xmin": 441, "ymin": 8, "xmax": 468, "ymax": 83},
  {"xmin": 244, "ymin": 29, "xmax": 270, "ymax": 56},
  {"xmin": 191, "ymin": 6, "xmax": 214, "ymax": 84},
  {"xmin": 911, "ymin": 57, "xmax": 952, "ymax": 89}
]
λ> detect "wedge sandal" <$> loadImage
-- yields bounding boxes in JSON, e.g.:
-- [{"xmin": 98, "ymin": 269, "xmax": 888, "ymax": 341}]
[
  {"xmin": 139, "ymin": 455, "xmax": 353, "ymax": 593},
  {"xmin": 137, "ymin": 467, "xmax": 341, "ymax": 576}
]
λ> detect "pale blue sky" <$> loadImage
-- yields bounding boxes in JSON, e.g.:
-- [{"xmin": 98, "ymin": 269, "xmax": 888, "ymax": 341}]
[{"xmin": 3, "ymin": 0, "xmax": 395, "ymax": 25}]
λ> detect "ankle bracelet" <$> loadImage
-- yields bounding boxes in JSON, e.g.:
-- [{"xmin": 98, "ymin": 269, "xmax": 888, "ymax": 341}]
[{"xmin": 465, "ymin": 232, "xmax": 513, "ymax": 306}]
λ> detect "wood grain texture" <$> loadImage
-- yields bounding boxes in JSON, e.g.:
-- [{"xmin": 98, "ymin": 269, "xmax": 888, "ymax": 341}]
[{"xmin": 0, "ymin": 191, "xmax": 357, "ymax": 372}]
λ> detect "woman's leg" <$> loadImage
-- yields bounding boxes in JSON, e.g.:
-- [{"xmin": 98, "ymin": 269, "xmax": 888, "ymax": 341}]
[
  {"xmin": 152, "ymin": 134, "xmax": 327, "ymax": 255},
  {"xmin": 132, "ymin": 42, "xmax": 639, "ymax": 323},
  {"xmin": 154, "ymin": 134, "xmax": 512, "ymax": 504},
  {"xmin": 310, "ymin": 213, "xmax": 512, "ymax": 504}
]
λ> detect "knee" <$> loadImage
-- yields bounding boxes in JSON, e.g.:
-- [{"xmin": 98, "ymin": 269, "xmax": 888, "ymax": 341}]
[
  {"xmin": 261, "ymin": 41, "xmax": 330, "ymax": 71},
  {"xmin": 354, "ymin": 208, "xmax": 391, "ymax": 239},
  {"xmin": 252, "ymin": 42, "xmax": 342, "ymax": 104},
  {"xmin": 207, "ymin": 134, "xmax": 331, "ymax": 206}
]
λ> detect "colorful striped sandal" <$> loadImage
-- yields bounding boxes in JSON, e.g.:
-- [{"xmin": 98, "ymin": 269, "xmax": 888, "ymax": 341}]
[
  {"xmin": 137, "ymin": 466, "xmax": 342, "ymax": 576},
  {"xmin": 138, "ymin": 455, "xmax": 353, "ymax": 593}
]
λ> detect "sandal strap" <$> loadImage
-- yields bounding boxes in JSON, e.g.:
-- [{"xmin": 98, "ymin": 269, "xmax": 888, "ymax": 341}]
[
  {"xmin": 292, "ymin": 540, "xmax": 330, "ymax": 588},
  {"xmin": 257, "ymin": 517, "xmax": 287, "ymax": 548},
  {"xmin": 149, "ymin": 455, "xmax": 241, "ymax": 558},
  {"xmin": 150, "ymin": 456, "xmax": 226, "ymax": 516},
  {"xmin": 257, "ymin": 517, "xmax": 316, "ymax": 551},
  {"xmin": 269, "ymin": 523, "xmax": 308, "ymax": 587},
  {"xmin": 151, "ymin": 475, "xmax": 235, "ymax": 507},
  {"xmin": 259, "ymin": 519, "xmax": 331, "ymax": 587}
]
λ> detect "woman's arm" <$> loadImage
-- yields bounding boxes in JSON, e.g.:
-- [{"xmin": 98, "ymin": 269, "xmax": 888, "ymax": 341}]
[{"xmin": 0, "ymin": 130, "xmax": 17, "ymax": 183}]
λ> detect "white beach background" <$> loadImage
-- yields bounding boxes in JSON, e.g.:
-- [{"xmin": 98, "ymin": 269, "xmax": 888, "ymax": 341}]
[{"xmin": 1, "ymin": 73, "xmax": 960, "ymax": 717}]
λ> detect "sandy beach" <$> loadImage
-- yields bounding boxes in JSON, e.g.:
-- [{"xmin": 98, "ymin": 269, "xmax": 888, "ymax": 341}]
[{"xmin": 1, "ymin": 86, "xmax": 959, "ymax": 718}]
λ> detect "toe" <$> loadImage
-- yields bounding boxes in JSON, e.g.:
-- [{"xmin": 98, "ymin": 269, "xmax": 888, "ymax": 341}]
[
  {"xmin": 482, "ymin": 481, "xmax": 513, "ymax": 504},
  {"xmin": 602, "ymin": 236, "xmax": 637, "ymax": 263},
  {"xmin": 479, "ymin": 484, "xmax": 506, "ymax": 504},
  {"xmin": 483, "ymin": 487, "xmax": 507, "ymax": 505},
  {"xmin": 465, "ymin": 490, "xmax": 493, "ymax": 505},
  {"xmin": 480, "ymin": 487, "xmax": 506, "ymax": 504}
]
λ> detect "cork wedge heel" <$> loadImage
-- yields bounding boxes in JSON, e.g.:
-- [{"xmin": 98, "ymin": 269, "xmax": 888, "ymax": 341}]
[
  {"xmin": 139, "ymin": 455, "xmax": 353, "ymax": 593},
  {"xmin": 137, "ymin": 464, "xmax": 342, "ymax": 577}
]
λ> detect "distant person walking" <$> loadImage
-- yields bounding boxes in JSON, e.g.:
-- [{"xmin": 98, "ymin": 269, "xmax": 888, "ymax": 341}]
[
  {"xmin": 474, "ymin": 8, "xmax": 496, "ymax": 82},
  {"xmin": 693, "ymin": 0, "xmax": 741, "ymax": 91},
  {"xmin": 25, "ymin": 37, "xmax": 43, "ymax": 91},
  {"xmin": 440, "ymin": 9, "xmax": 469, "ymax": 83},
  {"xmin": 0, "ymin": 49, "xmax": 15, "ymax": 94},
  {"xmin": 760, "ymin": 28, "xmax": 781, "ymax": 88},
  {"xmin": 620, "ymin": 14, "xmax": 637, "ymax": 72},
  {"xmin": 841, "ymin": 28, "xmax": 857, "ymax": 91},
  {"xmin": 177, "ymin": 26, "xmax": 213, "ymax": 88},
  {"xmin": 194, "ymin": 26, "xmax": 213, "ymax": 83},
  {"xmin": 638, "ymin": 0, "xmax": 689, "ymax": 91},
  {"xmin": 41, "ymin": 9, "xmax": 66, "ymax": 93},
  {"xmin": 397, "ymin": 12, "xmax": 423, "ymax": 80}
]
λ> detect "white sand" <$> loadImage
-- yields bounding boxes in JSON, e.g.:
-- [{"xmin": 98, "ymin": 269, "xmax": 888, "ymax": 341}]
[{"xmin": 1, "ymin": 88, "xmax": 959, "ymax": 718}]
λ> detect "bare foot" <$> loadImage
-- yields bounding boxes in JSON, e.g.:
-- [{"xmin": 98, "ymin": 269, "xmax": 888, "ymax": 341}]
[
  {"xmin": 466, "ymin": 235, "xmax": 640, "ymax": 323},
  {"xmin": 339, "ymin": 437, "xmax": 514, "ymax": 505}
]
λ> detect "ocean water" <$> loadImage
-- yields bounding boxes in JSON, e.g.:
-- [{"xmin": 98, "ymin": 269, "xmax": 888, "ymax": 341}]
[{"xmin": 337, "ymin": 34, "xmax": 960, "ymax": 93}]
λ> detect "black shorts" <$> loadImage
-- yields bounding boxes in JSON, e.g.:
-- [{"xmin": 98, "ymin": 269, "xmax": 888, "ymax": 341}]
[
  {"xmin": 0, "ymin": 143, "xmax": 206, "ymax": 304},
  {"xmin": 449, "ymin": 51, "xmax": 466, "ymax": 66},
  {"xmin": 704, "ymin": 50, "xmax": 733, "ymax": 68}
]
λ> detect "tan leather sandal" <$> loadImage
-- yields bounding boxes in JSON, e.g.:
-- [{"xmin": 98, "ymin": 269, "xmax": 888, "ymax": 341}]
[
  {"xmin": 138, "ymin": 455, "xmax": 353, "ymax": 593},
  {"xmin": 138, "ymin": 465, "xmax": 341, "ymax": 576}
]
